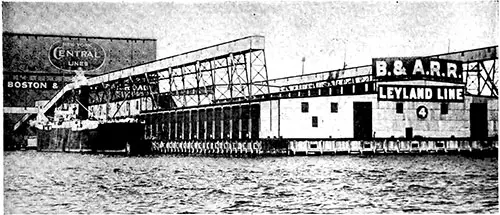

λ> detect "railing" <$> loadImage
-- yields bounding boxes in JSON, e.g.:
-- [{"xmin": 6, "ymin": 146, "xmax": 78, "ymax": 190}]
[
  {"xmin": 287, "ymin": 137, "xmax": 498, "ymax": 155},
  {"xmin": 147, "ymin": 137, "xmax": 498, "ymax": 156}
]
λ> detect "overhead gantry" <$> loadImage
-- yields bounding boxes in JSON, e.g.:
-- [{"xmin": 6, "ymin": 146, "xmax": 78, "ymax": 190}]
[
  {"xmin": 14, "ymin": 36, "xmax": 270, "ymax": 130},
  {"xmin": 429, "ymin": 46, "xmax": 498, "ymax": 97},
  {"xmin": 258, "ymin": 45, "xmax": 498, "ymax": 99},
  {"xmin": 14, "ymin": 38, "xmax": 497, "ymax": 131}
]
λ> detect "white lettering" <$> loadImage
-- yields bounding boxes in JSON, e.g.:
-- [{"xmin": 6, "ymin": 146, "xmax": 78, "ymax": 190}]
[
  {"xmin": 447, "ymin": 63, "xmax": 458, "ymax": 78},
  {"xmin": 387, "ymin": 87, "xmax": 394, "ymax": 99},
  {"xmin": 376, "ymin": 61, "xmax": 387, "ymax": 76},
  {"xmin": 457, "ymin": 88, "xmax": 463, "ymax": 100},
  {"xmin": 413, "ymin": 59, "xmax": 424, "ymax": 75},
  {"xmin": 53, "ymin": 47, "xmax": 64, "ymax": 60},
  {"xmin": 394, "ymin": 87, "xmax": 403, "ymax": 99},
  {"xmin": 409, "ymin": 88, "xmax": 417, "ymax": 99},
  {"xmin": 425, "ymin": 88, "xmax": 433, "ymax": 99},
  {"xmin": 437, "ymin": 88, "xmax": 449, "ymax": 100},
  {"xmin": 449, "ymin": 88, "xmax": 456, "ymax": 100},
  {"xmin": 379, "ymin": 86, "xmax": 387, "ymax": 99},
  {"xmin": 430, "ymin": 61, "xmax": 441, "ymax": 77},
  {"xmin": 393, "ymin": 60, "xmax": 407, "ymax": 76},
  {"xmin": 6, "ymin": 81, "xmax": 52, "ymax": 89},
  {"xmin": 416, "ymin": 88, "xmax": 424, "ymax": 99},
  {"xmin": 402, "ymin": 87, "xmax": 409, "ymax": 99}
]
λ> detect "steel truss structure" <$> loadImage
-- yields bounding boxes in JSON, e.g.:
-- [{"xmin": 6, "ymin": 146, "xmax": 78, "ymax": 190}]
[
  {"xmin": 51, "ymin": 45, "xmax": 500, "ymax": 119},
  {"xmin": 158, "ymin": 49, "xmax": 269, "ymax": 107},
  {"xmin": 13, "ymin": 39, "xmax": 497, "ymax": 131},
  {"xmin": 429, "ymin": 46, "xmax": 498, "ymax": 97},
  {"xmin": 43, "ymin": 36, "xmax": 270, "ymax": 119},
  {"xmin": 257, "ymin": 46, "xmax": 498, "ymax": 98}
]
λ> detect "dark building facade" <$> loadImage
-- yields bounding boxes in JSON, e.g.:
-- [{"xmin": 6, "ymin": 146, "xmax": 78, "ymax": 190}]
[{"xmin": 3, "ymin": 32, "xmax": 157, "ymax": 149}]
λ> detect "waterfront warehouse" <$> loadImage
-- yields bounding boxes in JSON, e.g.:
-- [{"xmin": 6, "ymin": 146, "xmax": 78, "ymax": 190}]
[{"xmin": 10, "ymin": 36, "xmax": 498, "ymax": 155}]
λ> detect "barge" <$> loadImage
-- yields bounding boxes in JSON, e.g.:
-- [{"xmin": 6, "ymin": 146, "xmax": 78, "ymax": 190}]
[
  {"xmin": 34, "ymin": 119, "xmax": 147, "ymax": 155},
  {"xmin": 32, "ymin": 105, "xmax": 148, "ymax": 155}
]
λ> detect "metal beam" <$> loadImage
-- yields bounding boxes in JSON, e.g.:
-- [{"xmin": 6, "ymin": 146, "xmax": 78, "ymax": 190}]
[{"xmin": 429, "ymin": 46, "xmax": 497, "ymax": 63}]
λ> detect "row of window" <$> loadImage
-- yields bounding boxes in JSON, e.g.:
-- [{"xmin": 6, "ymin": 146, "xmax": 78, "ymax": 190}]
[
  {"xmin": 301, "ymin": 102, "xmax": 338, "ymax": 113},
  {"xmin": 304, "ymin": 102, "xmax": 450, "ymax": 128},
  {"xmin": 301, "ymin": 102, "xmax": 449, "ymax": 115},
  {"xmin": 396, "ymin": 102, "xmax": 448, "ymax": 115}
]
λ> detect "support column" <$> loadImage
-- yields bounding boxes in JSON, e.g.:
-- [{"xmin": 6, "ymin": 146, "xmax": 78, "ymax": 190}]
[{"xmin": 79, "ymin": 86, "xmax": 90, "ymax": 120}]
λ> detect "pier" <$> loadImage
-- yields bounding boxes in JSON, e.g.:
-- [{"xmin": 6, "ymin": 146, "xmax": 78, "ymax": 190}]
[
  {"xmin": 148, "ymin": 138, "xmax": 498, "ymax": 156},
  {"xmin": 11, "ymin": 36, "xmax": 498, "ymax": 156}
]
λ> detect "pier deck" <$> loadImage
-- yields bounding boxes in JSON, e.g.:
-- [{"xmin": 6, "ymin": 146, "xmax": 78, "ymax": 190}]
[{"xmin": 149, "ymin": 138, "xmax": 498, "ymax": 156}]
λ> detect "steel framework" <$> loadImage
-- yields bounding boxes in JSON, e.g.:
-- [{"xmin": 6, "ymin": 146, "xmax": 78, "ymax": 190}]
[
  {"xmin": 57, "ymin": 45, "xmax": 497, "ymax": 118},
  {"xmin": 13, "ymin": 40, "xmax": 497, "ymax": 131},
  {"xmin": 258, "ymin": 46, "xmax": 498, "ymax": 98},
  {"xmin": 429, "ymin": 46, "xmax": 498, "ymax": 97},
  {"xmin": 40, "ymin": 36, "xmax": 270, "ymax": 120}
]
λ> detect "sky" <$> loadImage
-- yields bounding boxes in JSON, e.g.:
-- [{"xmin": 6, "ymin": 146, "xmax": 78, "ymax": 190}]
[{"xmin": 2, "ymin": 1, "xmax": 498, "ymax": 79}]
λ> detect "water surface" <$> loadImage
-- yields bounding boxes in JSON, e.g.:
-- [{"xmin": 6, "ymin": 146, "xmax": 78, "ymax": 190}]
[{"xmin": 4, "ymin": 151, "xmax": 498, "ymax": 214}]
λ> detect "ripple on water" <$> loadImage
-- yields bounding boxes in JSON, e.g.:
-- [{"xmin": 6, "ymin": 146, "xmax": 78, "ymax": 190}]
[{"xmin": 3, "ymin": 151, "xmax": 498, "ymax": 214}]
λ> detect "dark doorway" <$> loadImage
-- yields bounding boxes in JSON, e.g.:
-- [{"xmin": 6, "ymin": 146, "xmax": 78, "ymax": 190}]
[
  {"xmin": 353, "ymin": 102, "xmax": 372, "ymax": 139},
  {"xmin": 405, "ymin": 127, "xmax": 413, "ymax": 139},
  {"xmin": 470, "ymin": 103, "xmax": 488, "ymax": 139}
]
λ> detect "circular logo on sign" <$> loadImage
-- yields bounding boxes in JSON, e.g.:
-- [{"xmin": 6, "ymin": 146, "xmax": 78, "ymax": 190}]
[
  {"xmin": 416, "ymin": 105, "xmax": 428, "ymax": 119},
  {"xmin": 48, "ymin": 40, "xmax": 106, "ymax": 71}
]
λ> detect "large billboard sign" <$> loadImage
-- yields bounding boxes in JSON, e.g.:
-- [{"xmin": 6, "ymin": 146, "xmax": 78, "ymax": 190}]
[
  {"xmin": 49, "ymin": 40, "xmax": 106, "ymax": 71},
  {"xmin": 372, "ymin": 57, "xmax": 463, "ymax": 83},
  {"xmin": 378, "ymin": 84, "xmax": 465, "ymax": 102}
]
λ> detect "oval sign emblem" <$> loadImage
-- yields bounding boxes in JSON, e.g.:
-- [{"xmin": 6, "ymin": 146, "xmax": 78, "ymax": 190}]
[{"xmin": 49, "ymin": 40, "xmax": 106, "ymax": 71}]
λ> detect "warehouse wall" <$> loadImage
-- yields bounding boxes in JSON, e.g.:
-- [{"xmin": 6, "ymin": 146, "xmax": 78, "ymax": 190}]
[
  {"xmin": 277, "ymin": 94, "xmax": 375, "ymax": 139},
  {"xmin": 139, "ymin": 103, "xmax": 260, "ymax": 141},
  {"xmin": 488, "ymin": 98, "xmax": 498, "ymax": 137},
  {"xmin": 3, "ymin": 32, "xmax": 157, "ymax": 108},
  {"xmin": 374, "ymin": 96, "xmax": 498, "ymax": 138},
  {"xmin": 274, "ymin": 93, "xmax": 498, "ymax": 139},
  {"xmin": 3, "ymin": 33, "xmax": 156, "ymax": 75},
  {"xmin": 259, "ymin": 100, "xmax": 280, "ymax": 138},
  {"xmin": 373, "ymin": 100, "xmax": 468, "ymax": 138}
]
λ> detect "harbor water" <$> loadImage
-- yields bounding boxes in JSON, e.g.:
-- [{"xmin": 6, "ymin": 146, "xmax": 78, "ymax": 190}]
[{"xmin": 4, "ymin": 151, "xmax": 498, "ymax": 214}]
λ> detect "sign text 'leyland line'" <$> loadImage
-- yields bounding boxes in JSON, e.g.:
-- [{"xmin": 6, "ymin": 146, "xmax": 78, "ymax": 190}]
[{"xmin": 378, "ymin": 85, "xmax": 464, "ymax": 102}]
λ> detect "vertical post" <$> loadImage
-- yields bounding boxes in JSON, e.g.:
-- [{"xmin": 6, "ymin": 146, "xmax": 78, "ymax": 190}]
[
  {"xmin": 196, "ymin": 61, "xmax": 201, "ymax": 105},
  {"xmin": 180, "ymin": 67, "xmax": 186, "ymax": 107},
  {"xmin": 228, "ymin": 54, "xmax": 234, "ymax": 100},
  {"xmin": 79, "ymin": 86, "xmax": 90, "ymax": 120},
  {"xmin": 246, "ymin": 52, "xmax": 252, "ymax": 99},
  {"xmin": 209, "ymin": 59, "xmax": 217, "ymax": 102}
]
